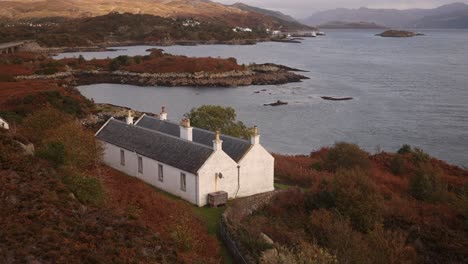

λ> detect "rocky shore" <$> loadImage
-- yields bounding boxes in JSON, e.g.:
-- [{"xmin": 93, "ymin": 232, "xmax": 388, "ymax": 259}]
[
  {"xmin": 376, "ymin": 30, "xmax": 424, "ymax": 38},
  {"xmin": 18, "ymin": 64, "xmax": 308, "ymax": 88}
]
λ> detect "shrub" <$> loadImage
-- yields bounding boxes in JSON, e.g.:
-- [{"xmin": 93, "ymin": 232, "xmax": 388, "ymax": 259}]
[
  {"xmin": 308, "ymin": 209, "xmax": 371, "ymax": 264},
  {"xmin": 36, "ymin": 141, "xmax": 65, "ymax": 167},
  {"xmin": 261, "ymin": 242, "xmax": 338, "ymax": 264},
  {"xmin": 44, "ymin": 121, "xmax": 102, "ymax": 170},
  {"xmin": 331, "ymin": 168, "xmax": 382, "ymax": 232},
  {"xmin": 367, "ymin": 225, "xmax": 417, "ymax": 264},
  {"xmin": 324, "ymin": 142, "xmax": 370, "ymax": 172},
  {"xmin": 390, "ymin": 155, "xmax": 406, "ymax": 175},
  {"xmin": 411, "ymin": 147, "xmax": 430, "ymax": 164},
  {"xmin": 61, "ymin": 170, "xmax": 105, "ymax": 206},
  {"xmin": 410, "ymin": 163, "xmax": 447, "ymax": 202},
  {"xmin": 20, "ymin": 107, "xmax": 73, "ymax": 144},
  {"xmin": 397, "ymin": 144, "xmax": 412, "ymax": 155}
]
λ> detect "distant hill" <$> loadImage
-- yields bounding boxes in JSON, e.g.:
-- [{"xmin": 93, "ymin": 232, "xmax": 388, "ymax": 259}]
[
  {"xmin": 230, "ymin": 2, "xmax": 311, "ymax": 30},
  {"xmin": 231, "ymin": 3, "xmax": 297, "ymax": 23},
  {"xmin": 318, "ymin": 21, "xmax": 387, "ymax": 29},
  {"xmin": 0, "ymin": 0, "xmax": 307, "ymax": 30},
  {"xmin": 302, "ymin": 2, "xmax": 468, "ymax": 29},
  {"xmin": 410, "ymin": 9, "xmax": 468, "ymax": 28}
]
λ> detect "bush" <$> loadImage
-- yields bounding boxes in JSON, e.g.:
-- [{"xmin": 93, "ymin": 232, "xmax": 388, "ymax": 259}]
[
  {"xmin": 390, "ymin": 155, "xmax": 406, "ymax": 175},
  {"xmin": 410, "ymin": 163, "xmax": 447, "ymax": 202},
  {"xmin": 308, "ymin": 209, "xmax": 371, "ymax": 264},
  {"xmin": 36, "ymin": 141, "xmax": 65, "ymax": 167},
  {"xmin": 331, "ymin": 168, "xmax": 382, "ymax": 232},
  {"xmin": 397, "ymin": 144, "xmax": 412, "ymax": 155},
  {"xmin": 61, "ymin": 170, "xmax": 105, "ymax": 206},
  {"xmin": 44, "ymin": 121, "xmax": 102, "ymax": 170},
  {"xmin": 261, "ymin": 242, "xmax": 338, "ymax": 264},
  {"xmin": 324, "ymin": 142, "xmax": 370, "ymax": 172},
  {"xmin": 411, "ymin": 147, "xmax": 430, "ymax": 164},
  {"xmin": 20, "ymin": 107, "xmax": 73, "ymax": 144}
]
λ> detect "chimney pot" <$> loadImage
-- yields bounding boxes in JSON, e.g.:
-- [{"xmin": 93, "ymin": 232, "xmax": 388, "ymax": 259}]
[
  {"xmin": 250, "ymin": 125, "xmax": 260, "ymax": 145},
  {"xmin": 160, "ymin": 105, "xmax": 168, "ymax": 121},
  {"xmin": 179, "ymin": 118, "xmax": 193, "ymax": 141},
  {"xmin": 213, "ymin": 131, "xmax": 223, "ymax": 151},
  {"xmin": 126, "ymin": 110, "xmax": 134, "ymax": 125}
]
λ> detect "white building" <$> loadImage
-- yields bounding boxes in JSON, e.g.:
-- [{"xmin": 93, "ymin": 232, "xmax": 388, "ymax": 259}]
[
  {"xmin": 0, "ymin": 117, "xmax": 9, "ymax": 130},
  {"xmin": 95, "ymin": 107, "xmax": 274, "ymax": 207}
]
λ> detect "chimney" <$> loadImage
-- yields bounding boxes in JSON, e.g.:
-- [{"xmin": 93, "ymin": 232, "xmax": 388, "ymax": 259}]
[
  {"xmin": 180, "ymin": 118, "xmax": 193, "ymax": 141},
  {"xmin": 250, "ymin": 126, "xmax": 260, "ymax": 145},
  {"xmin": 126, "ymin": 110, "xmax": 134, "ymax": 125},
  {"xmin": 213, "ymin": 131, "xmax": 223, "ymax": 151},
  {"xmin": 159, "ymin": 105, "xmax": 168, "ymax": 121}
]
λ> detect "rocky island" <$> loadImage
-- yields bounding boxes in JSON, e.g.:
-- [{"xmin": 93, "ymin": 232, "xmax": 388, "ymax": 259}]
[
  {"xmin": 377, "ymin": 30, "xmax": 424, "ymax": 38},
  {"xmin": 11, "ymin": 50, "xmax": 308, "ymax": 88}
]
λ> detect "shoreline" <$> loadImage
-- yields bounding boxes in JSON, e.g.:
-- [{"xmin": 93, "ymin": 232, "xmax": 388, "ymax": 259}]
[
  {"xmin": 16, "ymin": 63, "xmax": 309, "ymax": 88},
  {"xmin": 23, "ymin": 39, "xmax": 273, "ymax": 54}
]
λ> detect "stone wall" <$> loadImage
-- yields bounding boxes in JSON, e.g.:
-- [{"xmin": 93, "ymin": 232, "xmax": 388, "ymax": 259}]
[{"xmin": 221, "ymin": 191, "xmax": 280, "ymax": 264}]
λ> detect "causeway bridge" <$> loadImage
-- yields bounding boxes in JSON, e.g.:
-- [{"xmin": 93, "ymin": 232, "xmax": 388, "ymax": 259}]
[{"xmin": 0, "ymin": 41, "xmax": 30, "ymax": 54}]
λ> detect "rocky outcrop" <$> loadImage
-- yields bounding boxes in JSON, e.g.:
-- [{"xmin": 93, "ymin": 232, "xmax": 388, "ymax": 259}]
[
  {"xmin": 16, "ymin": 64, "xmax": 308, "ymax": 88},
  {"xmin": 377, "ymin": 30, "xmax": 424, "ymax": 37}
]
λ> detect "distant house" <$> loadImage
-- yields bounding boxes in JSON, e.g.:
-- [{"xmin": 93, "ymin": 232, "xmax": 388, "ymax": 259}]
[
  {"xmin": 95, "ymin": 107, "xmax": 274, "ymax": 207},
  {"xmin": 0, "ymin": 117, "xmax": 9, "ymax": 130}
]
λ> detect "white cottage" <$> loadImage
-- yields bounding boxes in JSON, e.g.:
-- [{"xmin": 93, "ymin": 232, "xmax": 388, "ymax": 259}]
[
  {"xmin": 0, "ymin": 117, "xmax": 9, "ymax": 130},
  {"xmin": 95, "ymin": 107, "xmax": 274, "ymax": 207}
]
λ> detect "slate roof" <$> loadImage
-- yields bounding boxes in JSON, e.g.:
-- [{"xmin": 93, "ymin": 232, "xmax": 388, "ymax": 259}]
[
  {"xmin": 96, "ymin": 119, "xmax": 213, "ymax": 174},
  {"xmin": 136, "ymin": 115, "xmax": 252, "ymax": 162}
]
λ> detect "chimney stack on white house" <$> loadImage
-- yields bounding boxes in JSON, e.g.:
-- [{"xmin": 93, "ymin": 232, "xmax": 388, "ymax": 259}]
[
  {"xmin": 250, "ymin": 126, "xmax": 260, "ymax": 145},
  {"xmin": 126, "ymin": 110, "xmax": 134, "ymax": 125},
  {"xmin": 180, "ymin": 118, "xmax": 193, "ymax": 141},
  {"xmin": 159, "ymin": 105, "xmax": 168, "ymax": 121},
  {"xmin": 213, "ymin": 131, "xmax": 223, "ymax": 151}
]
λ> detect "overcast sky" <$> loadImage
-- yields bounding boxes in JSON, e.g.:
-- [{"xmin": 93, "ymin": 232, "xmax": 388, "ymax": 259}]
[{"xmin": 216, "ymin": 0, "xmax": 467, "ymax": 18}]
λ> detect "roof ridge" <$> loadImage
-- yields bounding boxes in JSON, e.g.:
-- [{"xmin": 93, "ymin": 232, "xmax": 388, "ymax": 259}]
[
  {"xmin": 110, "ymin": 119, "xmax": 215, "ymax": 151},
  {"xmin": 141, "ymin": 114, "xmax": 250, "ymax": 143}
]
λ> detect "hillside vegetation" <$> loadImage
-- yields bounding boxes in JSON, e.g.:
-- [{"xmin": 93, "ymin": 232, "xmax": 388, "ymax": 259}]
[
  {"xmin": 0, "ymin": 69, "xmax": 222, "ymax": 263},
  {"xmin": 0, "ymin": 13, "xmax": 269, "ymax": 47},
  {"xmin": 0, "ymin": 0, "xmax": 308, "ymax": 30},
  {"xmin": 234, "ymin": 143, "xmax": 467, "ymax": 263}
]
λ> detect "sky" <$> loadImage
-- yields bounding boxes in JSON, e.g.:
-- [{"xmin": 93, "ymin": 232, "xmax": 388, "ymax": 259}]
[{"xmin": 215, "ymin": 0, "xmax": 467, "ymax": 18}]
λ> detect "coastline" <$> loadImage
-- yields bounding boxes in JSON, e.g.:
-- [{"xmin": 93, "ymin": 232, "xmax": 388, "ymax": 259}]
[
  {"xmin": 16, "ymin": 64, "xmax": 309, "ymax": 88},
  {"xmin": 23, "ymin": 39, "xmax": 273, "ymax": 54}
]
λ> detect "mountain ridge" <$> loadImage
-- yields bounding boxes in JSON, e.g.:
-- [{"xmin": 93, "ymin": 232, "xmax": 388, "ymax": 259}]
[{"xmin": 302, "ymin": 2, "xmax": 468, "ymax": 29}]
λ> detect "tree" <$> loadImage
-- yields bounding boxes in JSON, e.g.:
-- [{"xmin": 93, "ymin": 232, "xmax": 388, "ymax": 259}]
[{"xmin": 184, "ymin": 105, "xmax": 252, "ymax": 139}]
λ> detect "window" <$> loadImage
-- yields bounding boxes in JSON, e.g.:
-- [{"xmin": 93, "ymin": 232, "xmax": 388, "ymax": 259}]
[
  {"xmin": 180, "ymin": 173, "xmax": 186, "ymax": 191},
  {"xmin": 138, "ymin": 156, "xmax": 143, "ymax": 173},
  {"xmin": 120, "ymin": 150, "xmax": 125, "ymax": 166},
  {"xmin": 158, "ymin": 164, "xmax": 164, "ymax": 182}
]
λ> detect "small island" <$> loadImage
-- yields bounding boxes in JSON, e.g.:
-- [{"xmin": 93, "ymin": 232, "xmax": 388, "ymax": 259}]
[{"xmin": 376, "ymin": 30, "xmax": 425, "ymax": 38}]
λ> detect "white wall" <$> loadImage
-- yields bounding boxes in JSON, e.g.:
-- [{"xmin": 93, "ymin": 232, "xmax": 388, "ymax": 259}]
[
  {"xmin": 237, "ymin": 144, "xmax": 275, "ymax": 197},
  {"xmin": 0, "ymin": 118, "xmax": 9, "ymax": 130},
  {"xmin": 101, "ymin": 142, "xmax": 198, "ymax": 204},
  {"xmin": 197, "ymin": 150, "xmax": 239, "ymax": 207},
  {"xmin": 100, "ymin": 140, "xmax": 275, "ymax": 207}
]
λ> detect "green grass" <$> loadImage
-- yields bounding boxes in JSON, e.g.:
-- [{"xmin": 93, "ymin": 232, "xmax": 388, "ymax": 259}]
[
  {"xmin": 274, "ymin": 182, "xmax": 292, "ymax": 190},
  {"xmin": 192, "ymin": 206, "xmax": 233, "ymax": 264}
]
